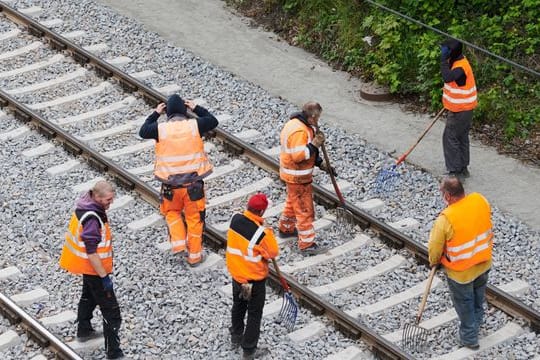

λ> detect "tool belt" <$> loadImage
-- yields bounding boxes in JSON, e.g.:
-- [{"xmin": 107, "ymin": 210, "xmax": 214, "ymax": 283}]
[{"xmin": 161, "ymin": 180, "xmax": 204, "ymax": 202}]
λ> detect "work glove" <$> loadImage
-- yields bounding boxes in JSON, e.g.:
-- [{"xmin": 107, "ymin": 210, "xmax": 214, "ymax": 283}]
[
  {"xmin": 311, "ymin": 131, "xmax": 325, "ymax": 148},
  {"xmin": 319, "ymin": 162, "xmax": 337, "ymax": 177},
  {"xmin": 240, "ymin": 283, "xmax": 253, "ymax": 301},
  {"xmin": 101, "ymin": 275, "xmax": 114, "ymax": 292},
  {"xmin": 440, "ymin": 45, "xmax": 451, "ymax": 60}
]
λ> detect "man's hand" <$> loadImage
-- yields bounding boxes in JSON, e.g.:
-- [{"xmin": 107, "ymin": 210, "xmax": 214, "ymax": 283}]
[
  {"xmin": 101, "ymin": 275, "xmax": 114, "ymax": 292},
  {"xmin": 441, "ymin": 45, "xmax": 451, "ymax": 60},
  {"xmin": 155, "ymin": 102, "xmax": 166, "ymax": 114},
  {"xmin": 311, "ymin": 131, "xmax": 325, "ymax": 148},
  {"xmin": 319, "ymin": 162, "xmax": 337, "ymax": 177},
  {"xmin": 184, "ymin": 100, "xmax": 196, "ymax": 111}
]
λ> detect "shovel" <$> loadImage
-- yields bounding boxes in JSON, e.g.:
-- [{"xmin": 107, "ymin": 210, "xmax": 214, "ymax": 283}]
[
  {"xmin": 376, "ymin": 108, "xmax": 446, "ymax": 193},
  {"xmin": 402, "ymin": 266, "xmax": 438, "ymax": 351},
  {"xmin": 271, "ymin": 259, "xmax": 299, "ymax": 331}
]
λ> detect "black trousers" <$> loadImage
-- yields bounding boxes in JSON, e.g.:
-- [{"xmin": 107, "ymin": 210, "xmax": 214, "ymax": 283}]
[
  {"xmin": 443, "ymin": 110, "xmax": 472, "ymax": 173},
  {"xmin": 230, "ymin": 278, "xmax": 266, "ymax": 352},
  {"xmin": 77, "ymin": 274, "xmax": 122, "ymax": 357}
]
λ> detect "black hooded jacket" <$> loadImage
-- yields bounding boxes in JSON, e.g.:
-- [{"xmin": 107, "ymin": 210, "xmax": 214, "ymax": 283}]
[{"xmin": 441, "ymin": 39, "xmax": 467, "ymax": 86}]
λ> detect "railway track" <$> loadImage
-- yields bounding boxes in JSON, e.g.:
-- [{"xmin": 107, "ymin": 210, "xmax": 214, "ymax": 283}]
[{"xmin": 0, "ymin": 2, "xmax": 539, "ymax": 359}]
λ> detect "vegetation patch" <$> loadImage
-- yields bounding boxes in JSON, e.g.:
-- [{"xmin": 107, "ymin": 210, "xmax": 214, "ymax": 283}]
[{"xmin": 226, "ymin": 0, "xmax": 539, "ymax": 165}]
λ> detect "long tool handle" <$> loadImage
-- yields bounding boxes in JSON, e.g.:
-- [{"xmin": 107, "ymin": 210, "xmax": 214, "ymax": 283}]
[
  {"xmin": 315, "ymin": 125, "xmax": 346, "ymax": 205},
  {"xmin": 320, "ymin": 143, "xmax": 346, "ymax": 205},
  {"xmin": 395, "ymin": 108, "xmax": 446, "ymax": 165},
  {"xmin": 272, "ymin": 259, "xmax": 290, "ymax": 292},
  {"xmin": 416, "ymin": 266, "xmax": 438, "ymax": 324}
]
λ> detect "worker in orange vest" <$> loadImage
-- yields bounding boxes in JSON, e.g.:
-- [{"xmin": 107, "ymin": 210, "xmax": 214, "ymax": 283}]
[
  {"xmin": 59, "ymin": 180, "xmax": 124, "ymax": 359},
  {"xmin": 139, "ymin": 94, "xmax": 218, "ymax": 267},
  {"xmin": 278, "ymin": 101, "xmax": 335, "ymax": 255},
  {"xmin": 429, "ymin": 176, "xmax": 493, "ymax": 350},
  {"xmin": 226, "ymin": 193, "xmax": 279, "ymax": 360},
  {"xmin": 440, "ymin": 39, "xmax": 477, "ymax": 179}
]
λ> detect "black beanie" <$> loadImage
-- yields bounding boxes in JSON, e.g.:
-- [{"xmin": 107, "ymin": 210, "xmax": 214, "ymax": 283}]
[
  {"xmin": 442, "ymin": 39, "xmax": 463, "ymax": 60},
  {"xmin": 166, "ymin": 94, "xmax": 187, "ymax": 118}
]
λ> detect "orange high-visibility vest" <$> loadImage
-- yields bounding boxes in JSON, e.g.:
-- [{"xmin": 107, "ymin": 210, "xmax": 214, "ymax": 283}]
[
  {"xmin": 226, "ymin": 211, "xmax": 279, "ymax": 284},
  {"xmin": 59, "ymin": 211, "xmax": 112, "ymax": 275},
  {"xmin": 280, "ymin": 118, "xmax": 316, "ymax": 184},
  {"xmin": 441, "ymin": 193, "xmax": 493, "ymax": 271},
  {"xmin": 442, "ymin": 57, "xmax": 478, "ymax": 112},
  {"xmin": 154, "ymin": 119, "xmax": 213, "ymax": 185}
]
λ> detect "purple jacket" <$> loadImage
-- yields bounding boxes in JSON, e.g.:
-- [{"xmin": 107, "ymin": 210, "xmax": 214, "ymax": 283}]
[{"xmin": 75, "ymin": 192, "xmax": 108, "ymax": 254}]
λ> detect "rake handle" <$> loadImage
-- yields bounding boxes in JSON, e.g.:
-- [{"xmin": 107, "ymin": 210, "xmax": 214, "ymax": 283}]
[
  {"xmin": 416, "ymin": 266, "xmax": 438, "ymax": 324},
  {"xmin": 395, "ymin": 108, "xmax": 446, "ymax": 166},
  {"xmin": 271, "ymin": 259, "xmax": 290, "ymax": 292},
  {"xmin": 315, "ymin": 125, "xmax": 346, "ymax": 205}
]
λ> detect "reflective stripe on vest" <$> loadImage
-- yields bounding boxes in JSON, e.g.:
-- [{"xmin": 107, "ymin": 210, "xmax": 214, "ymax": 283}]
[
  {"xmin": 280, "ymin": 118, "xmax": 315, "ymax": 183},
  {"xmin": 59, "ymin": 211, "xmax": 113, "ymax": 275},
  {"xmin": 440, "ymin": 193, "xmax": 493, "ymax": 271},
  {"xmin": 442, "ymin": 57, "xmax": 478, "ymax": 112},
  {"xmin": 227, "ymin": 224, "xmax": 265, "ymax": 263},
  {"xmin": 154, "ymin": 119, "xmax": 213, "ymax": 183}
]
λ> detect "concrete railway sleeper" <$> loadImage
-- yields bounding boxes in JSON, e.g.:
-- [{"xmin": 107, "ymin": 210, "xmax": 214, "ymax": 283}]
[{"xmin": 0, "ymin": 2, "xmax": 539, "ymax": 359}]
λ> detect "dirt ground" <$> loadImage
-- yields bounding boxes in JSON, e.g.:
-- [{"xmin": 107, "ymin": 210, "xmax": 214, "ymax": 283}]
[{"xmin": 227, "ymin": 0, "xmax": 540, "ymax": 167}]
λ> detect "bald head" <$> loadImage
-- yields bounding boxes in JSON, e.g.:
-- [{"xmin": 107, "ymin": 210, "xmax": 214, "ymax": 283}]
[
  {"xmin": 91, "ymin": 180, "xmax": 115, "ymax": 210},
  {"xmin": 440, "ymin": 176, "xmax": 465, "ymax": 198},
  {"xmin": 302, "ymin": 102, "xmax": 322, "ymax": 119}
]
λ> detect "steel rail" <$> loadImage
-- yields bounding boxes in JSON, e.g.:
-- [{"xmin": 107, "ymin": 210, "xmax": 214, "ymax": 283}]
[
  {"xmin": 0, "ymin": 1, "xmax": 538, "ymax": 356},
  {"xmin": 0, "ymin": 292, "xmax": 83, "ymax": 360}
]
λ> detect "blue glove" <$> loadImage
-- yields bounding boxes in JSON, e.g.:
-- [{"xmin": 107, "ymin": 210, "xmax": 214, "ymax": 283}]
[
  {"xmin": 101, "ymin": 275, "xmax": 114, "ymax": 292},
  {"xmin": 441, "ymin": 45, "xmax": 451, "ymax": 60}
]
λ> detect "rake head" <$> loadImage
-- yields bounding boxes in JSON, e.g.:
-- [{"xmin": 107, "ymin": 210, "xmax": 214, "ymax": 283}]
[
  {"xmin": 277, "ymin": 291, "xmax": 299, "ymax": 331},
  {"xmin": 336, "ymin": 207, "xmax": 355, "ymax": 230},
  {"xmin": 402, "ymin": 323, "xmax": 429, "ymax": 352},
  {"xmin": 375, "ymin": 164, "xmax": 401, "ymax": 193}
]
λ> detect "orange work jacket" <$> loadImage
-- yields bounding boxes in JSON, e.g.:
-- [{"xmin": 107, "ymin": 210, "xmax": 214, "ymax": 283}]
[
  {"xmin": 226, "ymin": 210, "xmax": 279, "ymax": 284},
  {"xmin": 441, "ymin": 193, "xmax": 493, "ymax": 271},
  {"xmin": 442, "ymin": 57, "xmax": 478, "ymax": 112},
  {"xmin": 154, "ymin": 119, "xmax": 213, "ymax": 185},
  {"xmin": 279, "ymin": 118, "xmax": 316, "ymax": 184},
  {"xmin": 59, "ymin": 211, "xmax": 113, "ymax": 275}
]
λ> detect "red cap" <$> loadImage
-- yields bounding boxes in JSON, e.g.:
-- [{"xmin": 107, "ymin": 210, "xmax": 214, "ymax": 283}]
[{"xmin": 247, "ymin": 193, "xmax": 268, "ymax": 211}]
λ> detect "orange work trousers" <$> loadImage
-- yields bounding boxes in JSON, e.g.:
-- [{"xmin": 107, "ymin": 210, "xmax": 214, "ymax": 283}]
[
  {"xmin": 278, "ymin": 182, "xmax": 315, "ymax": 250},
  {"xmin": 160, "ymin": 186, "xmax": 205, "ymax": 265}
]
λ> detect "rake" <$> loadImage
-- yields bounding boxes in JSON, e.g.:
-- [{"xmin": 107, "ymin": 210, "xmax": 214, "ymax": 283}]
[
  {"xmin": 375, "ymin": 108, "xmax": 446, "ymax": 193},
  {"xmin": 271, "ymin": 259, "xmax": 298, "ymax": 331},
  {"xmin": 316, "ymin": 127, "xmax": 354, "ymax": 226},
  {"xmin": 402, "ymin": 266, "xmax": 438, "ymax": 352}
]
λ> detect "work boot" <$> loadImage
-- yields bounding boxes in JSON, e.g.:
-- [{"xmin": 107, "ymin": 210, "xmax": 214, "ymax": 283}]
[
  {"xmin": 76, "ymin": 329, "xmax": 102, "ymax": 343},
  {"xmin": 462, "ymin": 343, "xmax": 479, "ymax": 350},
  {"xmin": 106, "ymin": 349, "xmax": 125, "ymax": 359},
  {"xmin": 301, "ymin": 243, "xmax": 327, "ymax": 255},
  {"xmin": 231, "ymin": 334, "xmax": 242, "ymax": 350},
  {"xmin": 278, "ymin": 229, "xmax": 298, "ymax": 238},
  {"xmin": 242, "ymin": 347, "xmax": 270, "ymax": 360},
  {"xmin": 188, "ymin": 252, "xmax": 206, "ymax": 268},
  {"xmin": 461, "ymin": 167, "xmax": 470, "ymax": 178}
]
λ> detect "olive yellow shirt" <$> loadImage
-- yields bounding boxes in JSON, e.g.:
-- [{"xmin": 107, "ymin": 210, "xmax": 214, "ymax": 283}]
[{"xmin": 429, "ymin": 214, "xmax": 492, "ymax": 284}]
